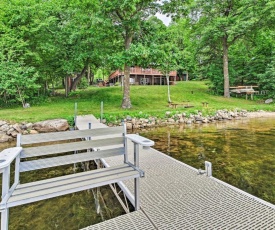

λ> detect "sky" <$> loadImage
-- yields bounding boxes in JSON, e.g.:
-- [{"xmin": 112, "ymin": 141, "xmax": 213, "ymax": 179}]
[{"xmin": 155, "ymin": 12, "xmax": 171, "ymax": 26}]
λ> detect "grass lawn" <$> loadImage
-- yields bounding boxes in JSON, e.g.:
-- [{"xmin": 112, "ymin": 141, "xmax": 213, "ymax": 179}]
[{"xmin": 0, "ymin": 81, "xmax": 274, "ymax": 123}]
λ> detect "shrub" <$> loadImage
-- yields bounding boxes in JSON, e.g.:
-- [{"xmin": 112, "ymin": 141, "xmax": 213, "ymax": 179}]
[{"xmin": 78, "ymin": 78, "xmax": 89, "ymax": 89}]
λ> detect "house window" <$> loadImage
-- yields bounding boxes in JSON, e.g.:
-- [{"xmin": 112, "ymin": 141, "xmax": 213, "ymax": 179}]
[
  {"xmin": 140, "ymin": 78, "xmax": 149, "ymax": 85},
  {"xmin": 130, "ymin": 78, "xmax": 135, "ymax": 84}
]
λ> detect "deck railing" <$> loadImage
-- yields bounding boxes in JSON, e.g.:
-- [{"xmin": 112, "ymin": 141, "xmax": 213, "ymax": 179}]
[{"xmin": 109, "ymin": 67, "xmax": 177, "ymax": 80}]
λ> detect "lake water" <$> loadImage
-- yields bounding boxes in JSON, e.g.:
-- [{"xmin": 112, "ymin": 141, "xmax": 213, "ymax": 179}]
[
  {"xmin": 138, "ymin": 117, "xmax": 275, "ymax": 205},
  {"xmin": 1, "ymin": 117, "xmax": 274, "ymax": 229}
]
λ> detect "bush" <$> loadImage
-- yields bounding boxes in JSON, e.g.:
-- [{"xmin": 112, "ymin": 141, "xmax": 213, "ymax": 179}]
[
  {"xmin": 66, "ymin": 116, "xmax": 75, "ymax": 127},
  {"xmin": 78, "ymin": 78, "xmax": 89, "ymax": 89},
  {"xmin": 68, "ymin": 91, "xmax": 81, "ymax": 97},
  {"xmin": 258, "ymin": 55, "xmax": 275, "ymax": 99}
]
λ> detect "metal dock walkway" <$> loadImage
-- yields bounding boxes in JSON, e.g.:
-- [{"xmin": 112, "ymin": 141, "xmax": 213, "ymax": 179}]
[
  {"xmin": 76, "ymin": 115, "xmax": 106, "ymax": 130},
  {"xmin": 78, "ymin": 115, "xmax": 275, "ymax": 229}
]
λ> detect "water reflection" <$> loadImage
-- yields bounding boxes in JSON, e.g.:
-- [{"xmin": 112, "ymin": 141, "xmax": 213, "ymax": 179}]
[
  {"xmin": 0, "ymin": 141, "xmax": 15, "ymax": 151},
  {"xmin": 138, "ymin": 117, "xmax": 275, "ymax": 204}
]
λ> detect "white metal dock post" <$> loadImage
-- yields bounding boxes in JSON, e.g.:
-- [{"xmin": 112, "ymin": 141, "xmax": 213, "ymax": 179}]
[
  {"xmin": 122, "ymin": 121, "xmax": 128, "ymax": 164},
  {"xmin": 1, "ymin": 166, "xmax": 10, "ymax": 230},
  {"xmin": 134, "ymin": 142, "xmax": 140, "ymax": 211},
  {"xmin": 205, "ymin": 161, "xmax": 212, "ymax": 177}
]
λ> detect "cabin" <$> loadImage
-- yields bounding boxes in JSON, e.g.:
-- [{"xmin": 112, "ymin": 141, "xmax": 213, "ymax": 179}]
[{"xmin": 108, "ymin": 66, "xmax": 178, "ymax": 86}]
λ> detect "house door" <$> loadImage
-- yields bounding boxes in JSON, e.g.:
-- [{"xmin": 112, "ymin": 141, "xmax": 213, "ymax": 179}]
[
  {"xmin": 161, "ymin": 77, "xmax": 165, "ymax": 85},
  {"xmin": 140, "ymin": 78, "xmax": 149, "ymax": 85}
]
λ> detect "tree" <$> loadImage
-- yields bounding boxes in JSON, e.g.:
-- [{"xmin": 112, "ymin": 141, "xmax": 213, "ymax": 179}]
[
  {"xmin": 0, "ymin": 60, "xmax": 40, "ymax": 106},
  {"xmin": 0, "ymin": 0, "xmax": 42, "ymax": 105},
  {"xmin": 166, "ymin": 18, "xmax": 199, "ymax": 80},
  {"xmin": 102, "ymin": 0, "xmax": 159, "ymax": 108},
  {"xmin": 141, "ymin": 20, "xmax": 179, "ymax": 102},
  {"xmin": 163, "ymin": 0, "xmax": 275, "ymax": 97},
  {"xmin": 258, "ymin": 52, "xmax": 275, "ymax": 98},
  {"xmin": 1, "ymin": 0, "xmax": 116, "ymax": 96},
  {"xmin": 193, "ymin": 0, "xmax": 275, "ymax": 97},
  {"xmin": 228, "ymin": 29, "xmax": 274, "ymax": 86},
  {"xmin": 124, "ymin": 15, "xmax": 180, "ymax": 103},
  {"xmin": 34, "ymin": 0, "xmax": 103, "ymax": 94}
]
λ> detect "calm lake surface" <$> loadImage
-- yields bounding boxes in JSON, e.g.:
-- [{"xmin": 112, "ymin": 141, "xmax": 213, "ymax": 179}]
[
  {"xmin": 0, "ymin": 117, "xmax": 274, "ymax": 229},
  {"xmin": 138, "ymin": 117, "xmax": 275, "ymax": 205}
]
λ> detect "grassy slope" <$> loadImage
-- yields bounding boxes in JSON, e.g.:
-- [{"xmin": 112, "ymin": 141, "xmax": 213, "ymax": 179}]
[{"xmin": 0, "ymin": 81, "xmax": 274, "ymax": 123}]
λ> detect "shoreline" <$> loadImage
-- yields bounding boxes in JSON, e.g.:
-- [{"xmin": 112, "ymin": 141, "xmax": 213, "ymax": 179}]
[
  {"xmin": 0, "ymin": 111, "xmax": 274, "ymax": 145},
  {"xmin": 246, "ymin": 111, "xmax": 275, "ymax": 118}
]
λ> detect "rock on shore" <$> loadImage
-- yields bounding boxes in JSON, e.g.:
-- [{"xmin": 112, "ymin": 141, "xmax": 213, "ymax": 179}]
[
  {"xmin": 0, "ymin": 119, "xmax": 69, "ymax": 143},
  {"xmin": 107, "ymin": 110, "xmax": 275, "ymax": 130},
  {"xmin": 33, "ymin": 119, "xmax": 69, "ymax": 133}
]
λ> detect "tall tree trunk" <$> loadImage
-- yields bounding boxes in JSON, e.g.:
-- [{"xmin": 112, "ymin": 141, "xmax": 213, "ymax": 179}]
[
  {"xmin": 65, "ymin": 76, "xmax": 70, "ymax": 97},
  {"xmin": 166, "ymin": 73, "xmax": 171, "ymax": 103},
  {"xmin": 87, "ymin": 65, "xmax": 91, "ymax": 85},
  {"xmin": 16, "ymin": 85, "xmax": 25, "ymax": 107},
  {"xmin": 70, "ymin": 65, "xmax": 88, "ymax": 91},
  {"xmin": 4, "ymin": 92, "xmax": 7, "ymax": 104},
  {"xmin": 121, "ymin": 33, "xmax": 133, "ymax": 109},
  {"xmin": 90, "ymin": 72, "xmax": 95, "ymax": 85},
  {"xmin": 223, "ymin": 35, "xmax": 230, "ymax": 98}
]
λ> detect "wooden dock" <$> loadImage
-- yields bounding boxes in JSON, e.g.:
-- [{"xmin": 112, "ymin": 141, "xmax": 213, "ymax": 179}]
[{"xmin": 77, "ymin": 115, "xmax": 275, "ymax": 229}]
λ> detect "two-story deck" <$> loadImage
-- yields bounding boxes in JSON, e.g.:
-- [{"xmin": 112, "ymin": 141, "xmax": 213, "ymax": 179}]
[{"xmin": 108, "ymin": 66, "xmax": 177, "ymax": 85}]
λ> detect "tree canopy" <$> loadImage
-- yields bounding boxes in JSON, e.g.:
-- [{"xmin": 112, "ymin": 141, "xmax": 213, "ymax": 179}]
[{"xmin": 0, "ymin": 0, "xmax": 275, "ymax": 107}]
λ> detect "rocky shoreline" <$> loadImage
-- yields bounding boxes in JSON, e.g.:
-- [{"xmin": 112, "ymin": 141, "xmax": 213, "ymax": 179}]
[
  {"xmin": 0, "ymin": 119, "xmax": 69, "ymax": 143},
  {"xmin": 109, "ymin": 110, "xmax": 275, "ymax": 130},
  {"xmin": 0, "ymin": 110, "xmax": 274, "ymax": 143}
]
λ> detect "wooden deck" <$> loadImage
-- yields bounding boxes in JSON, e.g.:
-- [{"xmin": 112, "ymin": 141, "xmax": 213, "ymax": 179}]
[{"xmin": 78, "ymin": 115, "xmax": 275, "ymax": 229}]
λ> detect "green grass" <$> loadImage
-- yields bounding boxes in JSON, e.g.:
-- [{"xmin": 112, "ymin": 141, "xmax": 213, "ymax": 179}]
[{"xmin": 0, "ymin": 81, "xmax": 274, "ymax": 123}]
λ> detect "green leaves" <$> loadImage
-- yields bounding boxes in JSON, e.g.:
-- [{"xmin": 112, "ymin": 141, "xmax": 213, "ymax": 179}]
[
  {"xmin": 258, "ymin": 52, "xmax": 275, "ymax": 98},
  {"xmin": 0, "ymin": 61, "xmax": 40, "ymax": 106},
  {"xmin": 0, "ymin": 0, "xmax": 274, "ymax": 106}
]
